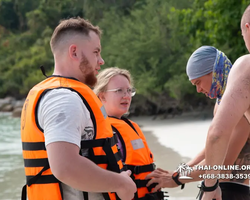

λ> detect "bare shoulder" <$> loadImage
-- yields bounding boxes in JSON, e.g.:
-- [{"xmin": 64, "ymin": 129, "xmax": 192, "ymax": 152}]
[
  {"xmin": 232, "ymin": 54, "xmax": 250, "ymax": 75},
  {"xmin": 234, "ymin": 54, "xmax": 250, "ymax": 64},
  {"xmin": 214, "ymin": 55, "xmax": 250, "ymax": 127},
  {"xmin": 227, "ymin": 55, "xmax": 250, "ymax": 93}
]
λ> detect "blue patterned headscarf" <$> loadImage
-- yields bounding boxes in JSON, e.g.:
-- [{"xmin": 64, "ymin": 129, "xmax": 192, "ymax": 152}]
[
  {"xmin": 208, "ymin": 50, "xmax": 232, "ymax": 104},
  {"xmin": 186, "ymin": 46, "xmax": 232, "ymax": 104}
]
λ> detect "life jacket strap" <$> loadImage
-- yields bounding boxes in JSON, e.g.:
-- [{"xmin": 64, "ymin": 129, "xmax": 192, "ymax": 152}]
[
  {"xmin": 135, "ymin": 191, "xmax": 169, "ymax": 200},
  {"xmin": 81, "ymin": 135, "xmax": 122, "ymax": 172},
  {"xmin": 80, "ymin": 135, "xmax": 118, "ymax": 148},
  {"xmin": 126, "ymin": 163, "xmax": 156, "ymax": 175},
  {"xmin": 22, "ymin": 163, "xmax": 58, "ymax": 200},
  {"xmin": 24, "ymin": 158, "xmax": 49, "ymax": 167},
  {"xmin": 22, "ymin": 141, "xmax": 46, "ymax": 150}
]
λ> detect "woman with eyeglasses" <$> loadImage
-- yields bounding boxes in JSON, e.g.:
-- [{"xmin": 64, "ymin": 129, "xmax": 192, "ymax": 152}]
[{"xmin": 94, "ymin": 67, "xmax": 167, "ymax": 200}]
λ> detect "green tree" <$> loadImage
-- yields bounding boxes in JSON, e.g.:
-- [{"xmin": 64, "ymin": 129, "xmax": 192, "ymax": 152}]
[
  {"xmin": 99, "ymin": 0, "xmax": 191, "ymax": 98},
  {"xmin": 180, "ymin": 0, "xmax": 249, "ymax": 62}
]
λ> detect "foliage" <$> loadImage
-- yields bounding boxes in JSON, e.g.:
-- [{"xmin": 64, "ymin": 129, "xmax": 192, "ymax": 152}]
[{"xmin": 0, "ymin": 0, "xmax": 249, "ymax": 107}]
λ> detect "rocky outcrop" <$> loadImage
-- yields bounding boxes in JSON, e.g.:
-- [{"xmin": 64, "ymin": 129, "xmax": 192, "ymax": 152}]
[
  {"xmin": 0, "ymin": 97, "xmax": 25, "ymax": 117},
  {"xmin": 129, "ymin": 92, "xmax": 214, "ymax": 119},
  {"xmin": 129, "ymin": 92, "xmax": 184, "ymax": 119},
  {"xmin": 0, "ymin": 94, "xmax": 213, "ymax": 119}
]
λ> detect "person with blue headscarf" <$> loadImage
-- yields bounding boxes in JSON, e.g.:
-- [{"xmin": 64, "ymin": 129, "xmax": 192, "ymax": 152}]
[
  {"xmin": 186, "ymin": 46, "xmax": 232, "ymax": 104},
  {"xmin": 145, "ymin": 46, "xmax": 250, "ymax": 200}
]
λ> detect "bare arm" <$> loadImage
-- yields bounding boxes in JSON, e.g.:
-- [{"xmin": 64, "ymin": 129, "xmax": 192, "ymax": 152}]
[
  {"xmin": 47, "ymin": 142, "xmax": 136, "ymax": 199},
  {"xmin": 186, "ymin": 149, "xmax": 205, "ymax": 167},
  {"xmin": 186, "ymin": 103, "xmax": 219, "ymax": 167},
  {"xmin": 223, "ymin": 116, "xmax": 250, "ymax": 166},
  {"xmin": 184, "ymin": 114, "xmax": 249, "ymax": 183},
  {"xmin": 204, "ymin": 55, "xmax": 250, "ymax": 187},
  {"xmin": 211, "ymin": 102, "xmax": 250, "ymax": 172}
]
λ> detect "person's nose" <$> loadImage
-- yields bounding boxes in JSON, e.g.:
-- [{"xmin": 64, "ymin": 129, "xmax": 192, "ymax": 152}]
[
  {"xmin": 196, "ymin": 85, "xmax": 202, "ymax": 93},
  {"xmin": 98, "ymin": 56, "xmax": 105, "ymax": 65},
  {"xmin": 123, "ymin": 90, "xmax": 131, "ymax": 98}
]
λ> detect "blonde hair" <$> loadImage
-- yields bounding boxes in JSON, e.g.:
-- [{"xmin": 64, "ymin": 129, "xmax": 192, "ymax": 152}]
[
  {"xmin": 50, "ymin": 17, "xmax": 102, "ymax": 53},
  {"xmin": 94, "ymin": 67, "xmax": 134, "ymax": 97}
]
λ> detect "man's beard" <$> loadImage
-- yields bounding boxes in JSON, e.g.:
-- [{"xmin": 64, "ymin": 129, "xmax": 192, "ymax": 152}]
[{"xmin": 79, "ymin": 54, "xmax": 97, "ymax": 87}]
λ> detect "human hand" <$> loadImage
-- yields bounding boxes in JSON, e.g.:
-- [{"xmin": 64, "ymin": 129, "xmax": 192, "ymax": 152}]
[
  {"xmin": 145, "ymin": 168, "xmax": 178, "ymax": 192},
  {"xmin": 201, "ymin": 186, "xmax": 222, "ymax": 200},
  {"xmin": 116, "ymin": 170, "xmax": 137, "ymax": 200}
]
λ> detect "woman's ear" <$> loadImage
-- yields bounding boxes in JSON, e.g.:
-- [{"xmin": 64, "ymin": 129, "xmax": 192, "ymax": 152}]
[{"xmin": 98, "ymin": 92, "xmax": 106, "ymax": 102}]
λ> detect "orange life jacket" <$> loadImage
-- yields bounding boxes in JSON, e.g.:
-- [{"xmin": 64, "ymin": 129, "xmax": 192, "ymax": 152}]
[
  {"xmin": 21, "ymin": 76, "xmax": 123, "ymax": 200},
  {"xmin": 109, "ymin": 117, "xmax": 163, "ymax": 200}
]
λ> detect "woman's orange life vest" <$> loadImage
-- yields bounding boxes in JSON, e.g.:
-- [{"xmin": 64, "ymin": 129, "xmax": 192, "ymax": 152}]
[
  {"xmin": 21, "ymin": 76, "xmax": 124, "ymax": 200},
  {"xmin": 109, "ymin": 117, "xmax": 157, "ymax": 199}
]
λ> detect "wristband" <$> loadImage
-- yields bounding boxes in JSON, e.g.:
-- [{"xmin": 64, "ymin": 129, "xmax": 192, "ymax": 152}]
[
  {"xmin": 172, "ymin": 171, "xmax": 185, "ymax": 189},
  {"xmin": 196, "ymin": 179, "xmax": 219, "ymax": 199},
  {"xmin": 200, "ymin": 179, "xmax": 219, "ymax": 192}
]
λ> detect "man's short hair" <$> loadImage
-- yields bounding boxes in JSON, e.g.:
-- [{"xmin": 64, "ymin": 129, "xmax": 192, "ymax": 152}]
[
  {"xmin": 50, "ymin": 17, "xmax": 102, "ymax": 53},
  {"xmin": 241, "ymin": 5, "xmax": 250, "ymax": 29}
]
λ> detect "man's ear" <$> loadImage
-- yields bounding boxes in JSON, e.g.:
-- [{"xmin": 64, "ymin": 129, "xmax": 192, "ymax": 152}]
[
  {"xmin": 69, "ymin": 44, "xmax": 78, "ymax": 61},
  {"xmin": 245, "ymin": 23, "xmax": 250, "ymax": 31}
]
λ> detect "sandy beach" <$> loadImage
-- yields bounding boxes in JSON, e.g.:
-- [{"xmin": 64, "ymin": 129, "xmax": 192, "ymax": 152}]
[{"xmin": 131, "ymin": 111, "xmax": 213, "ymax": 200}]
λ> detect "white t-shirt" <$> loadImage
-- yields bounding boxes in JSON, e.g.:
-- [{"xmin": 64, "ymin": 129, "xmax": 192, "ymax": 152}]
[{"xmin": 37, "ymin": 88, "xmax": 104, "ymax": 200}]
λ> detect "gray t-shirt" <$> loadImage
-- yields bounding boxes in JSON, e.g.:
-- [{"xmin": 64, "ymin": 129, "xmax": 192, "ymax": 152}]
[{"xmin": 38, "ymin": 88, "xmax": 104, "ymax": 200}]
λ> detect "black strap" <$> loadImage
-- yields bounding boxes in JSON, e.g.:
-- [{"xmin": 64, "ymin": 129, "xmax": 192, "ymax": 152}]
[
  {"xmin": 81, "ymin": 136, "xmax": 121, "ymax": 172},
  {"xmin": 40, "ymin": 66, "xmax": 48, "ymax": 78},
  {"xmin": 26, "ymin": 174, "xmax": 59, "ymax": 184},
  {"xmin": 81, "ymin": 136, "xmax": 117, "ymax": 148},
  {"xmin": 83, "ymin": 191, "xmax": 89, "ymax": 200},
  {"xmin": 80, "ymin": 136, "xmax": 122, "ymax": 199},
  {"xmin": 86, "ymin": 151, "xmax": 122, "ymax": 164},
  {"xmin": 21, "ymin": 163, "xmax": 52, "ymax": 200},
  {"xmin": 135, "ymin": 179, "xmax": 150, "ymax": 188},
  {"xmin": 196, "ymin": 180, "xmax": 219, "ymax": 199},
  {"xmin": 102, "ymin": 192, "xmax": 121, "ymax": 200},
  {"xmin": 135, "ymin": 191, "xmax": 169, "ymax": 200},
  {"xmin": 125, "ymin": 164, "xmax": 156, "ymax": 192},
  {"xmin": 172, "ymin": 172, "xmax": 185, "ymax": 189},
  {"xmin": 27, "ymin": 163, "xmax": 51, "ymax": 186},
  {"xmin": 200, "ymin": 180, "xmax": 219, "ymax": 192},
  {"xmin": 22, "ymin": 142, "xmax": 46, "ymax": 151},
  {"xmin": 24, "ymin": 158, "xmax": 49, "ymax": 167},
  {"xmin": 121, "ymin": 117, "xmax": 139, "ymax": 135},
  {"xmin": 102, "ymin": 138, "xmax": 120, "ymax": 172},
  {"xmin": 134, "ymin": 179, "xmax": 157, "ymax": 192},
  {"xmin": 21, "ymin": 184, "xmax": 27, "ymax": 200},
  {"xmin": 126, "ymin": 163, "xmax": 155, "ymax": 175}
]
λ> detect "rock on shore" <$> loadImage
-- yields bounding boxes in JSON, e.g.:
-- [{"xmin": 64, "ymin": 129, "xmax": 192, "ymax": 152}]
[
  {"xmin": 0, "ymin": 93, "xmax": 213, "ymax": 118},
  {"xmin": 0, "ymin": 97, "xmax": 25, "ymax": 118}
]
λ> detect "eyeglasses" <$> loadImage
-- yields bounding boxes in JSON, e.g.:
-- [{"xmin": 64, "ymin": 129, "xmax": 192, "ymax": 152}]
[{"xmin": 106, "ymin": 88, "xmax": 136, "ymax": 97}]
